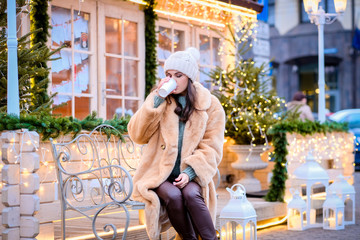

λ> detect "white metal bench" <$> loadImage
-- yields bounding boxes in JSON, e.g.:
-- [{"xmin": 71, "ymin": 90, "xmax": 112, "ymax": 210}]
[
  {"xmin": 50, "ymin": 124, "xmax": 145, "ymax": 240},
  {"xmin": 50, "ymin": 124, "xmax": 221, "ymax": 240}
]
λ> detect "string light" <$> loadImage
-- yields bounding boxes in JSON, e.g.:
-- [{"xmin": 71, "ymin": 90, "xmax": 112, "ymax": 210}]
[
  {"xmin": 285, "ymin": 132, "xmax": 354, "ymax": 186},
  {"xmin": 154, "ymin": 9, "xmax": 225, "ymax": 28}
]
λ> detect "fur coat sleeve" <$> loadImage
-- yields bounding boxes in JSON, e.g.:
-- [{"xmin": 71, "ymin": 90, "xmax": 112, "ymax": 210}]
[{"xmin": 127, "ymin": 91, "xmax": 167, "ymax": 145}]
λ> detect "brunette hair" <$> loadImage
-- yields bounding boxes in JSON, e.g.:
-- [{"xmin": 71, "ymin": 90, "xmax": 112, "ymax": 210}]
[
  {"xmin": 174, "ymin": 79, "xmax": 196, "ymax": 122},
  {"xmin": 292, "ymin": 91, "xmax": 306, "ymax": 101}
]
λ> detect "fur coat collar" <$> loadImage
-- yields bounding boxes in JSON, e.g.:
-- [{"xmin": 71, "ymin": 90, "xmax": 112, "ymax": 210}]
[{"xmin": 128, "ymin": 82, "xmax": 225, "ymax": 239}]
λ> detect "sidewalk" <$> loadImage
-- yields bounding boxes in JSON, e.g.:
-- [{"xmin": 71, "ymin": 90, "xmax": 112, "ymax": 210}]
[{"xmin": 257, "ymin": 171, "xmax": 360, "ymax": 240}]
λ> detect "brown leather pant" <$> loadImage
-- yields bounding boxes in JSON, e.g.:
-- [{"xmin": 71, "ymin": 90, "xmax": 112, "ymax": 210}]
[{"xmin": 155, "ymin": 181, "xmax": 217, "ymax": 240}]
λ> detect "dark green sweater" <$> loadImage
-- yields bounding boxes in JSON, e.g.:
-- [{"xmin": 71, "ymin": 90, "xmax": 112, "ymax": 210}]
[{"xmin": 154, "ymin": 95, "xmax": 197, "ymax": 182}]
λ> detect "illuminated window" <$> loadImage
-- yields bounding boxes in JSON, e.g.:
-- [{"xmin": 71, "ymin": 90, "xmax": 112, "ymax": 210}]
[
  {"xmin": 50, "ymin": 5, "xmax": 94, "ymax": 120},
  {"xmin": 156, "ymin": 20, "xmax": 189, "ymax": 80},
  {"xmin": 50, "ymin": 0, "xmax": 145, "ymax": 120},
  {"xmin": 196, "ymin": 29, "xmax": 222, "ymax": 90}
]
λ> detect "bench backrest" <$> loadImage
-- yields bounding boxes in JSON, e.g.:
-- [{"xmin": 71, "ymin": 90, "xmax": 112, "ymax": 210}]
[{"xmin": 50, "ymin": 124, "xmax": 141, "ymax": 240}]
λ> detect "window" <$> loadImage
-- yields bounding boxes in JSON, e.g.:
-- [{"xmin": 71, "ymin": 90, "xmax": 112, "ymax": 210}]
[
  {"xmin": 196, "ymin": 29, "xmax": 222, "ymax": 90},
  {"xmin": 50, "ymin": 3, "xmax": 96, "ymax": 119},
  {"xmin": 300, "ymin": 0, "xmax": 336, "ymax": 23},
  {"xmin": 50, "ymin": 0, "xmax": 145, "ymax": 120},
  {"xmin": 99, "ymin": 5, "xmax": 144, "ymax": 119},
  {"xmin": 268, "ymin": 0, "xmax": 275, "ymax": 26},
  {"xmin": 155, "ymin": 19, "xmax": 223, "ymax": 90},
  {"xmin": 156, "ymin": 20, "xmax": 189, "ymax": 80}
]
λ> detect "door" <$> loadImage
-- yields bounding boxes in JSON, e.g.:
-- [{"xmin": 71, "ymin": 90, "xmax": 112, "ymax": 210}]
[{"xmin": 97, "ymin": 2, "xmax": 145, "ymax": 119}]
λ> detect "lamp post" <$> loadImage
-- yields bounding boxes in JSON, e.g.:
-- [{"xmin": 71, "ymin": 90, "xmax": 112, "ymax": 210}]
[
  {"xmin": 303, "ymin": 0, "xmax": 347, "ymax": 122},
  {"xmin": 7, "ymin": 0, "xmax": 20, "ymax": 116}
]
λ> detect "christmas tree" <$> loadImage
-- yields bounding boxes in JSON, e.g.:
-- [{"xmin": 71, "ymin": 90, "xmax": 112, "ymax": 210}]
[
  {"xmin": 0, "ymin": 0, "xmax": 56, "ymax": 114},
  {"xmin": 209, "ymin": 24, "xmax": 286, "ymax": 146}
]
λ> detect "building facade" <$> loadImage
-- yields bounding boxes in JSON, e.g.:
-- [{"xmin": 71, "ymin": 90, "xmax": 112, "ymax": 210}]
[
  {"xmin": 42, "ymin": 0, "xmax": 262, "ymax": 120},
  {"xmin": 268, "ymin": 0, "xmax": 360, "ymax": 115}
]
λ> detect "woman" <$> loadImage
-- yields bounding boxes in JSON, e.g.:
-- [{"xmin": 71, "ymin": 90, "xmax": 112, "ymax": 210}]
[
  {"xmin": 128, "ymin": 48, "xmax": 225, "ymax": 240},
  {"xmin": 287, "ymin": 91, "xmax": 314, "ymax": 121}
]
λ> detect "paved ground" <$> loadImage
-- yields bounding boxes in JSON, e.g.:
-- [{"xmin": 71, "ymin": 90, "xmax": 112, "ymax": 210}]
[{"xmin": 257, "ymin": 171, "xmax": 360, "ymax": 240}]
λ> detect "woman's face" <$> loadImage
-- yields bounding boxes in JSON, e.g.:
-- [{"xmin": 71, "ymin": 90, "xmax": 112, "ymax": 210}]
[{"xmin": 166, "ymin": 70, "xmax": 189, "ymax": 95}]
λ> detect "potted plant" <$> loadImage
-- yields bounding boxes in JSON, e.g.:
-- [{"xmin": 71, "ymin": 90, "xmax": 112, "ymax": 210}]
[{"xmin": 208, "ymin": 25, "xmax": 286, "ymax": 191}]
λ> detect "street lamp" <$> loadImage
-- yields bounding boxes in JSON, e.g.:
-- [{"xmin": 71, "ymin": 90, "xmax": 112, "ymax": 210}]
[{"xmin": 303, "ymin": 0, "xmax": 347, "ymax": 122}]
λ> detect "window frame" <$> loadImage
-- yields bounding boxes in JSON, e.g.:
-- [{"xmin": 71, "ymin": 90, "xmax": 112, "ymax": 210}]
[
  {"xmin": 267, "ymin": 0, "xmax": 275, "ymax": 27},
  {"xmin": 49, "ymin": 0, "xmax": 97, "ymax": 119},
  {"xmin": 97, "ymin": 2, "xmax": 145, "ymax": 119},
  {"xmin": 156, "ymin": 18, "xmax": 191, "ymax": 79},
  {"xmin": 195, "ymin": 27, "xmax": 223, "ymax": 90}
]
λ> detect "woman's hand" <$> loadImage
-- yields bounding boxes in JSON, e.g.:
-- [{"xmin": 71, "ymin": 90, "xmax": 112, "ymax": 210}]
[
  {"xmin": 156, "ymin": 76, "xmax": 175, "ymax": 97},
  {"xmin": 173, "ymin": 173, "xmax": 190, "ymax": 189}
]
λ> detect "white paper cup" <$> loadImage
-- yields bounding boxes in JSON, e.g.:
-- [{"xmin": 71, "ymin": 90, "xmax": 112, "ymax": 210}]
[{"xmin": 158, "ymin": 78, "xmax": 177, "ymax": 98}]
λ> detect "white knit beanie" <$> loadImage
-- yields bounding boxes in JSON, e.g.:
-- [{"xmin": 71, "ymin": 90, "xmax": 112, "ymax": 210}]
[{"xmin": 164, "ymin": 47, "xmax": 200, "ymax": 81}]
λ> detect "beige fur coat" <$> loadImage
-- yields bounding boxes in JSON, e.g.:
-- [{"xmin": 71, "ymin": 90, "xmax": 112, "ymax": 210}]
[{"xmin": 127, "ymin": 82, "xmax": 225, "ymax": 239}]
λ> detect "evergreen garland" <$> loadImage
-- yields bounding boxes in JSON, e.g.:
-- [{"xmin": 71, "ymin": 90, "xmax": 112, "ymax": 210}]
[
  {"xmin": 265, "ymin": 120, "xmax": 349, "ymax": 202},
  {"xmin": 144, "ymin": 0, "xmax": 158, "ymax": 97},
  {"xmin": 0, "ymin": 30, "xmax": 58, "ymax": 114},
  {"xmin": 0, "ymin": 111, "xmax": 129, "ymax": 141},
  {"xmin": 0, "ymin": 1, "xmax": 57, "ymax": 114},
  {"xmin": 30, "ymin": 0, "xmax": 51, "ymax": 109}
]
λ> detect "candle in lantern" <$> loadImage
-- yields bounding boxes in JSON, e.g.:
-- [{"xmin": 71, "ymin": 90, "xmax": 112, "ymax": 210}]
[
  {"xmin": 289, "ymin": 214, "xmax": 301, "ymax": 229},
  {"xmin": 310, "ymin": 209, "xmax": 316, "ymax": 224},
  {"xmin": 338, "ymin": 211, "xmax": 343, "ymax": 226},
  {"xmin": 329, "ymin": 217, "xmax": 336, "ymax": 228}
]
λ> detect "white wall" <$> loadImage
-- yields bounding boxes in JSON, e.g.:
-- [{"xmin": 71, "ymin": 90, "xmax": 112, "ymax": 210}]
[{"xmin": 275, "ymin": 0, "xmax": 300, "ymax": 35}]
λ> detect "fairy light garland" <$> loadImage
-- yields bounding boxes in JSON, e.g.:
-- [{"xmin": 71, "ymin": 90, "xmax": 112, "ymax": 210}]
[
  {"xmin": 265, "ymin": 121, "xmax": 351, "ymax": 202},
  {"xmin": 153, "ymin": 0, "xmax": 257, "ymax": 30}
]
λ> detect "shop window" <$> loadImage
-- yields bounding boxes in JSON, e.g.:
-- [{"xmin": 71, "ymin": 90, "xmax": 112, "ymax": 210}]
[
  {"xmin": 51, "ymin": 6, "xmax": 93, "ymax": 119},
  {"xmin": 50, "ymin": 0, "xmax": 144, "ymax": 120},
  {"xmin": 299, "ymin": 64, "xmax": 339, "ymax": 113},
  {"xmin": 156, "ymin": 20, "xmax": 188, "ymax": 80},
  {"xmin": 104, "ymin": 17, "xmax": 140, "ymax": 119},
  {"xmin": 197, "ymin": 29, "xmax": 222, "ymax": 90}
]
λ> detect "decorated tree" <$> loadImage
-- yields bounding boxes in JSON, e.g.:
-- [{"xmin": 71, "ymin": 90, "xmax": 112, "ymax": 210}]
[
  {"xmin": 209, "ymin": 25, "xmax": 286, "ymax": 146},
  {"xmin": 0, "ymin": 0, "xmax": 56, "ymax": 114}
]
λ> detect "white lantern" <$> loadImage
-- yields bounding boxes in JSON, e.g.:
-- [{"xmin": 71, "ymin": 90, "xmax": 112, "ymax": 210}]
[
  {"xmin": 328, "ymin": 174, "xmax": 356, "ymax": 225},
  {"xmin": 323, "ymin": 191, "xmax": 345, "ymax": 230},
  {"xmin": 287, "ymin": 189, "xmax": 307, "ymax": 231},
  {"xmin": 291, "ymin": 152, "xmax": 329, "ymax": 228},
  {"xmin": 219, "ymin": 184, "xmax": 257, "ymax": 240},
  {"xmin": 334, "ymin": 0, "xmax": 347, "ymax": 13},
  {"xmin": 303, "ymin": 0, "xmax": 320, "ymax": 13}
]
